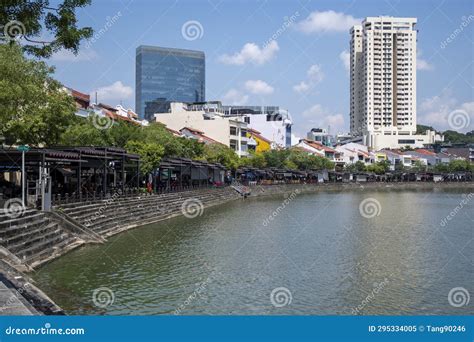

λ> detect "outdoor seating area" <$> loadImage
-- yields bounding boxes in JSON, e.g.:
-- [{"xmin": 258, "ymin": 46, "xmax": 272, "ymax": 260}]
[
  {"xmin": 0, "ymin": 147, "xmax": 140, "ymax": 207},
  {"xmin": 235, "ymin": 167, "xmax": 473, "ymax": 185},
  {"xmin": 154, "ymin": 157, "xmax": 227, "ymax": 193}
]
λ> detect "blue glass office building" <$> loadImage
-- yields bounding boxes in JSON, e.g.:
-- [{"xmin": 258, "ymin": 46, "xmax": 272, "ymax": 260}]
[{"xmin": 136, "ymin": 45, "xmax": 205, "ymax": 120}]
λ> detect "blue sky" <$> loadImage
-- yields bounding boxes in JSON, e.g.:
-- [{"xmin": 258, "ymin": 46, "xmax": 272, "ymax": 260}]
[{"xmin": 48, "ymin": 0, "xmax": 474, "ymax": 137}]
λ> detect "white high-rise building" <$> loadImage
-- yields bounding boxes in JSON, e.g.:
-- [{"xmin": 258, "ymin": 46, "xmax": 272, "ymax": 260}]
[{"xmin": 350, "ymin": 16, "xmax": 441, "ymax": 150}]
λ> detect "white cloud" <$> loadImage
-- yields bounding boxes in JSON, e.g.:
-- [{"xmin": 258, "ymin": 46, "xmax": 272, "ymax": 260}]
[
  {"xmin": 244, "ymin": 80, "xmax": 274, "ymax": 95},
  {"xmin": 417, "ymin": 58, "xmax": 434, "ymax": 70},
  {"xmin": 307, "ymin": 64, "xmax": 324, "ymax": 83},
  {"xmin": 93, "ymin": 81, "xmax": 133, "ymax": 105},
  {"xmin": 222, "ymin": 89, "xmax": 249, "ymax": 105},
  {"xmin": 293, "ymin": 81, "xmax": 310, "ymax": 93},
  {"xmin": 339, "ymin": 50, "xmax": 350, "ymax": 72},
  {"xmin": 52, "ymin": 48, "xmax": 98, "ymax": 62},
  {"xmin": 296, "ymin": 11, "xmax": 360, "ymax": 33},
  {"xmin": 293, "ymin": 64, "xmax": 323, "ymax": 93},
  {"xmin": 218, "ymin": 41, "xmax": 279, "ymax": 65},
  {"xmin": 301, "ymin": 104, "xmax": 345, "ymax": 133},
  {"xmin": 418, "ymin": 89, "xmax": 473, "ymax": 132},
  {"xmin": 417, "ymin": 50, "xmax": 434, "ymax": 71}
]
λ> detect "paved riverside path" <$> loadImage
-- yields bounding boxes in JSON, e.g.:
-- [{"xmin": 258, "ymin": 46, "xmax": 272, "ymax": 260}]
[{"xmin": 0, "ymin": 278, "xmax": 37, "ymax": 315}]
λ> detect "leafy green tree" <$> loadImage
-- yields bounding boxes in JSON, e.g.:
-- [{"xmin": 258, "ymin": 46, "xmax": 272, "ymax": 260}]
[
  {"xmin": 447, "ymin": 159, "xmax": 471, "ymax": 172},
  {"xmin": 411, "ymin": 160, "xmax": 427, "ymax": 172},
  {"xmin": 442, "ymin": 130, "xmax": 474, "ymax": 144},
  {"xmin": 176, "ymin": 137, "xmax": 205, "ymax": 159},
  {"xmin": 202, "ymin": 143, "xmax": 240, "ymax": 170},
  {"xmin": 416, "ymin": 124, "xmax": 436, "ymax": 134},
  {"xmin": 125, "ymin": 140, "xmax": 164, "ymax": 174},
  {"xmin": 1, "ymin": 0, "xmax": 93, "ymax": 58},
  {"xmin": 108, "ymin": 120, "xmax": 141, "ymax": 147},
  {"xmin": 263, "ymin": 149, "xmax": 290, "ymax": 168},
  {"xmin": 249, "ymin": 152, "xmax": 267, "ymax": 168},
  {"xmin": 0, "ymin": 44, "xmax": 76, "ymax": 146},
  {"xmin": 59, "ymin": 114, "xmax": 110, "ymax": 146}
]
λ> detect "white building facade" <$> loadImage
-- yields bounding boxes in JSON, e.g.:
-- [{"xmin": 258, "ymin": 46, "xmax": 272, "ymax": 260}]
[
  {"xmin": 223, "ymin": 106, "xmax": 293, "ymax": 148},
  {"xmin": 350, "ymin": 16, "xmax": 441, "ymax": 150},
  {"xmin": 153, "ymin": 102, "xmax": 249, "ymax": 157}
]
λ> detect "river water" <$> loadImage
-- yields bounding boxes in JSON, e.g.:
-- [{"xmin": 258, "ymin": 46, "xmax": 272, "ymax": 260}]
[{"xmin": 33, "ymin": 188, "xmax": 473, "ymax": 315}]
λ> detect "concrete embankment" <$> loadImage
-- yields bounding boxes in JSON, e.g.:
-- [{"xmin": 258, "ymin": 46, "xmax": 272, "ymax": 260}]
[{"xmin": 248, "ymin": 181, "xmax": 474, "ymax": 198}]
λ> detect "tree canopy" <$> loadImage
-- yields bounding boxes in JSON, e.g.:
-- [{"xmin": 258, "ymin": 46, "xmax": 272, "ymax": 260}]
[
  {"xmin": 1, "ymin": 0, "xmax": 93, "ymax": 58},
  {"xmin": 0, "ymin": 44, "xmax": 76, "ymax": 146}
]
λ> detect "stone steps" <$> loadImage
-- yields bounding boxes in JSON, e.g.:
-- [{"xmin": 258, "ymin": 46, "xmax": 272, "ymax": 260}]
[
  {"xmin": 57, "ymin": 187, "xmax": 240, "ymax": 238},
  {"xmin": 82, "ymin": 194, "xmax": 221, "ymax": 233},
  {"xmin": 0, "ymin": 216, "xmax": 50, "ymax": 239},
  {"xmin": 0, "ymin": 208, "xmax": 84, "ymax": 269},
  {"xmin": 60, "ymin": 189, "xmax": 217, "ymax": 217}
]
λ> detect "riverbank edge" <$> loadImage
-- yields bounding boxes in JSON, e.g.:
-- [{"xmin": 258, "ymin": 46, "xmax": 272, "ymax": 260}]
[{"xmin": 3, "ymin": 181, "xmax": 473, "ymax": 315}]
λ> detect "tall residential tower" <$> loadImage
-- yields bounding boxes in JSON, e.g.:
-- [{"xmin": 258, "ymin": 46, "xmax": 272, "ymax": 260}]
[{"xmin": 349, "ymin": 16, "xmax": 438, "ymax": 149}]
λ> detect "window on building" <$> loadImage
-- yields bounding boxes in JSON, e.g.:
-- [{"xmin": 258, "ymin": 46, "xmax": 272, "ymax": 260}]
[{"xmin": 230, "ymin": 127, "xmax": 237, "ymax": 135}]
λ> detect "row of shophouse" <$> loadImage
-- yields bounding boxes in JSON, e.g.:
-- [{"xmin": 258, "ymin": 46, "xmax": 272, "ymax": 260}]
[
  {"xmin": 296, "ymin": 139, "xmax": 473, "ymax": 170},
  {"xmin": 67, "ymin": 88, "xmax": 472, "ymax": 171},
  {"xmin": 67, "ymin": 88, "xmax": 292, "ymax": 158}
]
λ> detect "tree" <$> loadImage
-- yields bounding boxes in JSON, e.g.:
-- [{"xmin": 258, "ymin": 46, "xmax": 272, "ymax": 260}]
[
  {"xmin": 411, "ymin": 160, "xmax": 427, "ymax": 172},
  {"xmin": 447, "ymin": 159, "xmax": 471, "ymax": 172},
  {"xmin": 263, "ymin": 149, "xmax": 290, "ymax": 168},
  {"xmin": 59, "ymin": 114, "xmax": 110, "ymax": 146},
  {"xmin": 201, "ymin": 144, "xmax": 240, "ymax": 170},
  {"xmin": 1, "ymin": 0, "xmax": 93, "ymax": 58},
  {"xmin": 416, "ymin": 124, "xmax": 435, "ymax": 134},
  {"xmin": 0, "ymin": 44, "xmax": 76, "ymax": 146},
  {"xmin": 442, "ymin": 130, "xmax": 474, "ymax": 144},
  {"xmin": 125, "ymin": 140, "xmax": 164, "ymax": 174}
]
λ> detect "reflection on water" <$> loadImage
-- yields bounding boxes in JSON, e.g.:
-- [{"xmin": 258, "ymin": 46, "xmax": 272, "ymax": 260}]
[{"xmin": 33, "ymin": 189, "xmax": 474, "ymax": 315}]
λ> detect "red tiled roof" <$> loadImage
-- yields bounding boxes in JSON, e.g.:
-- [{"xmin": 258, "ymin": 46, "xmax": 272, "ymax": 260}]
[
  {"xmin": 165, "ymin": 126, "xmax": 182, "ymax": 136},
  {"xmin": 302, "ymin": 139, "xmax": 337, "ymax": 153},
  {"xmin": 99, "ymin": 103, "xmax": 118, "ymax": 112},
  {"xmin": 71, "ymin": 89, "xmax": 90, "ymax": 102},
  {"xmin": 293, "ymin": 146, "xmax": 317, "ymax": 154},
  {"xmin": 104, "ymin": 110, "xmax": 140, "ymax": 125},
  {"xmin": 415, "ymin": 149, "xmax": 436, "ymax": 156},
  {"xmin": 180, "ymin": 127, "xmax": 225, "ymax": 146},
  {"xmin": 181, "ymin": 127, "xmax": 205, "ymax": 135},
  {"xmin": 248, "ymin": 129, "xmax": 271, "ymax": 144},
  {"xmin": 247, "ymin": 128, "xmax": 261, "ymax": 135}
]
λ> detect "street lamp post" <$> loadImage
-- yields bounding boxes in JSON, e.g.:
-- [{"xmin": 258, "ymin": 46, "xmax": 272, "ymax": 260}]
[{"xmin": 16, "ymin": 145, "xmax": 30, "ymax": 207}]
